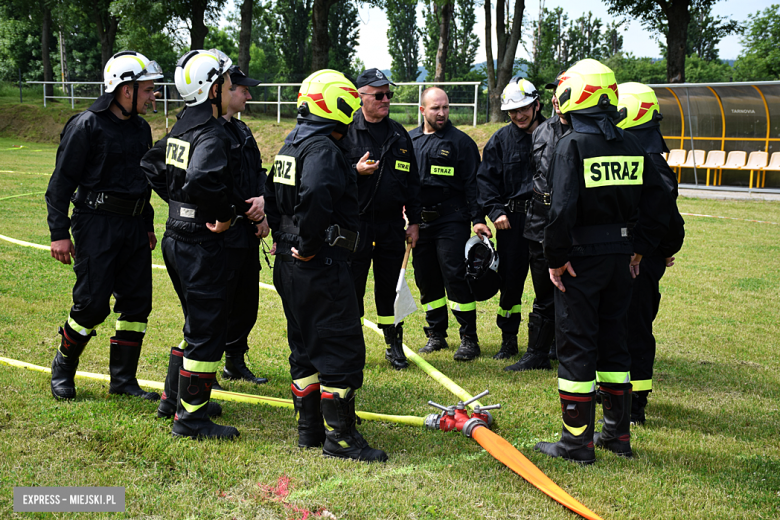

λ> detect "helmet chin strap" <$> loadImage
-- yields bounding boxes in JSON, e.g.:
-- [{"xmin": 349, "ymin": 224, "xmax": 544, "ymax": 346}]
[
  {"xmin": 211, "ymin": 76, "xmax": 225, "ymax": 118},
  {"xmin": 112, "ymin": 82, "xmax": 139, "ymax": 117}
]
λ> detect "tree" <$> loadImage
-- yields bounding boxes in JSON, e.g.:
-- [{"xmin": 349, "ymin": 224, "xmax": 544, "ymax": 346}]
[
  {"xmin": 328, "ymin": 0, "xmax": 360, "ymax": 77},
  {"xmin": 40, "ymin": 0, "xmax": 54, "ymax": 96},
  {"xmin": 654, "ymin": 1, "xmax": 740, "ymax": 62},
  {"xmin": 274, "ymin": 0, "xmax": 312, "ymax": 79},
  {"xmin": 604, "ymin": 0, "xmax": 727, "ymax": 83},
  {"xmin": 422, "ymin": 0, "xmax": 478, "ymax": 82},
  {"xmin": 484, "ymin": 0, "xmax": 524, "ymax": 122},
  {"xmin": 311, "ymin": 0, "xmax": 338, "ymax": 71},
  {"xmin": 169, "ymin": 0, "xmax": 226, "ymax": 50},
  {"xmin": 89, "ymin": 0, "xmax": 119, "ymax": 68},
  {"xmin": 112, "ymin": 0, "xmax": 181, "ymax": 79},
  {"xmin": 237, "ymin": 0, "xmax": 254, "ymax": 73},
  {"xmin": 733, "ymin": 4, "xmax": 780, "ymax": 81},
  {"xmin": 386, "ymin": 0, "xmax": 419, "ymax": 82}
]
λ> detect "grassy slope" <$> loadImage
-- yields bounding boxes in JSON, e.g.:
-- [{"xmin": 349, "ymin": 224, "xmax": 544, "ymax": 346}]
[{"xmin": 0, "ymin": 126, "xmax": 779, "ymax": 519}]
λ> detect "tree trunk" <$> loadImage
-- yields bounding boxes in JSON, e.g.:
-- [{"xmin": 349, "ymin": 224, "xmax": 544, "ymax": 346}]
[
  {"xmin": 664, "ymin": 0, "xmax": 690, "ymax": 83},
  {"xmin": 238, "ymin": 0, "xmax": 253, "ymax": 73},
  {"xmin": 485, "ymin": 0, "xmax": 525, "ymax": 122},
  {"xmin": 433, "ymin": 0, "xmax": 453, "ymax": 83},
  {"xmin": 311, "ymin": 0, "xmax": 337, "ymax": 71},
  {"xmin": 41, "ymin": 1, "xmax": 53, "ymax": 97},
  {"xmin": 190, "ymin": 0, "xmax": 209, "ymax": 50},
  {"xmin": 93, "ymin": 0, "xmax": 119, "ymax": 69}
]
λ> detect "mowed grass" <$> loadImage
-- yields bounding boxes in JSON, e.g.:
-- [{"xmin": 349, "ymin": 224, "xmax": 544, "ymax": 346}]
[{"xmin": 0, "ymin": 137, "xmax": 779, "ymax": 520}]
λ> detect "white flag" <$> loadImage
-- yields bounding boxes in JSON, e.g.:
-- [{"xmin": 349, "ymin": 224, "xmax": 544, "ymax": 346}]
[{"xmin": 394, "ymin": 268, "xmax": 417, "ymax": 325}]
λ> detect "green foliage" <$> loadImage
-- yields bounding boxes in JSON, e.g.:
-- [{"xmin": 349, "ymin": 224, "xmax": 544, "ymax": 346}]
[
  {"xmin": 272, "ymin": 0, "xmax": 312, "ymax": 80},
  {"xmin": 204, "ymin": 26, "xmax": 239, "ymax": 57},
  {"xmin": 0, "ymin": 8, "xmax": 41, "ymax": 81},
  {"xmin": 654, "ymin": 1, "xmax": 741, "ymax": 62},
  {"xmin": 733, "ymin": 4, "xmax": 780, "ymax": 81},
  {"xmin": 386, "ymin": 0, "xmax": 420, "ymax": 82},
  {"xmin": 327, "ymin": 0, "xmax": 360, "ymax": 78}
]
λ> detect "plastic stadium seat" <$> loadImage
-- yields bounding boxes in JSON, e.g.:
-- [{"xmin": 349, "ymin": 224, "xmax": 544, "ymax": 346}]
[
  {"xmin": 740, "ymin": 151, "xmax": 768, "ymax": 189},
  {"xmin": 661, "ymin": 152, "xmax": 668, "ymax": 161},
  {"xmin": 699, "ymin": 150, "xmax": 726, "ymax": 186},
  {"xmin": 666, "ymin": 149, "xmax": 687, "ymax": 181},
  {"xmin": 681, "ymin": 149, "xmax": 705, "ymax": 169},
  {"xmin": 757, "ymin": 151, "xmax": 780, "ymax": 188},
  {"xmin": 720, "ymin": 151, "xmax": 747, "ymax": 186}
]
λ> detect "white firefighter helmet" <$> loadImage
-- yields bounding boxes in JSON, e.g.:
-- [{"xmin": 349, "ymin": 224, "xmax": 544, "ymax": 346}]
[
  {"xmin": 501, "ymin": 77, "xmax": 539, "ymax": 111},
  {"xmin": 464, "ymin": 235, "xmax": 501, "ymax": 301},
  {"xmin": 174, "ymin": 48, "xmax": 233, "ymax": 107},
  {"xmin": 104, "ymin": 51, "xmax": 163, "ymax": 94}
]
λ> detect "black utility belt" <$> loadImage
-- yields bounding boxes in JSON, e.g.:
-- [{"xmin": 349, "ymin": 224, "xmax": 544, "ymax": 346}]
[
  {"xmin": 533, "ymin": 191, "xmax": 551, "ymax": 206},
  {"xmin": 72, "ymin": 189, "xmax": 145, "ymax": 216},
  {"xmin": 421, "ymin": 197, "xmax": 466, "ymax": 223},
  {"xmin": 505, "ymin": 198, "xmax": 530, "ymax": 213},
  {"xmin": 279, "ymin": 216, "xmax": 359, "ymax": 253},
  {"xmin": 168, "ymin": 201, "xmax": 238, "ymax": 226},
  {"xmin": 570, "ymin": 224, "xmax": 632, "ymax": 246}
]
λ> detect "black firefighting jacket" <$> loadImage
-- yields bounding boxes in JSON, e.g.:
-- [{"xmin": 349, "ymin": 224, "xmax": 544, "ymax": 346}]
[
  {"xmin": 543, "ymin": 115, "xmax": 671, "ymax": 269},
  {"xmin": 476, "ymin": 118, "xmax": 542, "ymax": 223},
  {"xmin": 343, "ymin": 108, "xmax": 422, "ymax": 224},
  {"xmin": 141, "ymin": 102, "xmax": 234, "ymax": 243},
  {"xmin": 646, "ymin": 153, "xmax": 685, "ymax": 258},
  {"xmin": 46, "ymin": 93, "xmax": 154, "ymax": 241},
  {"xmin": 265, "ymin": 122, "xmax": 359, "ymax": 258},
  {"xmin": 221, "ymin": 117, "xmax": 267, "ymax": 249},
  {"xmin": 409, "ymin": 120, "xmax": 484, "ymax": 225},
  {"xmin": 523, "ymin": 114, "xmax": 571, "ymax": 242}
]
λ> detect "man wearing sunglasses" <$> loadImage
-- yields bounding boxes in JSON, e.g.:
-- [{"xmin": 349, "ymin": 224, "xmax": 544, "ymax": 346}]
[
  {"xmin": 46, "ymin": 51, "xmax": 163, "ymax": 402},
  {"xmin": 343, "ymin": 68, "xmax": 422, "ymax": 370}
]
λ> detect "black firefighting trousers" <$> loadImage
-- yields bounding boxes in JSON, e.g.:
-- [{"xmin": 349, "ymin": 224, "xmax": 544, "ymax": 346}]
[
  {"xmin": 627, "ymin": 255, "xmax": 667, "ymax": 392},
  {"xmin": 528, "ymin": 240, "xmax": 556, "ymax": 323},
  {"xmin": 69, "ymin": 210, "xmax": 151, "ymax": 340},
  {"xmin": 495, "ymin": 211, "xmax": 530, "ymax": 335},
  {"xmin": 162, "ymin": 236, "xmax": 228, "ymax": 364},
  {"xmin": 554, "ymin": 254, "xmax": 632, "ymax": 393},
  {"xmin": 350, "ymin": 218, "xmax": 406, "ymax": 329},
  {"xmin": 412, "ymin": 216, "xmax": 477, "ymax": 339},
  {"xmin": 225, "ymin": 247, "xmax": 260, "ymax": 354},
  {"xmin": 273, "ymin": 245, "xmax": 365, "ymax": 390}
]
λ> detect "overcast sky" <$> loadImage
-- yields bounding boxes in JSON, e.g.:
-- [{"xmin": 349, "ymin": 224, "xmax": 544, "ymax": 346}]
[{"xmin": 350, "ymin": 0, "xmax": 774, "ymax": 71}]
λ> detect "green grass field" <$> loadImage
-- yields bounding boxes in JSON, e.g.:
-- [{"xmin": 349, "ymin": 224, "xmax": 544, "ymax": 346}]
[{"xmin": 0, "ymin": 135, "xmax": 779, "ymax": 520}]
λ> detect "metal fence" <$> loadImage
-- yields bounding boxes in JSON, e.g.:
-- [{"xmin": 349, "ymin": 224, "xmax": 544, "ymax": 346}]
[{"xmin": 27, "ymin": 80, "xmax": 482, "ymax": 126}]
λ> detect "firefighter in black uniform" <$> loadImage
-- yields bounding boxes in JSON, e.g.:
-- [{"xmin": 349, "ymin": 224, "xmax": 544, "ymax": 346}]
[
  {"xmin": 476, "ymin": 78, "xmax": 544, "ymax": 362},
  {"xmin": 46, "ymin": 51, "xmax": 163, "ymax": 402},
  {"xmin": 142, "ymin": 48, "xmax": 238, "ymax": 440},
  {"xmin": 344, "ymin": 68, "xmax": 422, "ymax": 370},
  {"xmin": 215, "ymin": 65, "xmax": 271, "ymax": 387},
  {"xmin": 410, "ymin": 87, "xmax": 485, "ymax": 361},
  {"xmin": 616, "ymin": 82, "xmax": 685, "ymax": 425},
  {"xmin": 514, "ymin": 71, "xmax": 571, "ymax": 371},
  {"xmin": 534, "ymin": 59, "xmax": 672, "ymax": 464},
  {"xmin": 266, "ymin": 70, "xmax": 387, "ymax": 462}
]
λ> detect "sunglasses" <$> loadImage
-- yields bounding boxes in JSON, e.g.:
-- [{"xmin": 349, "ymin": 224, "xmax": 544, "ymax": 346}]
[{"xmin": 360, "ymin": 91, "xmax": 394, "ymax": 101}]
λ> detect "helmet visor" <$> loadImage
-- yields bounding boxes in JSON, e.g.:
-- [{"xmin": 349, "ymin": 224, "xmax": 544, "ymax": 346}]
[
  {"xmin": 208, "ymin": 49, "xmax": 230, "ymax": 75},
  {"xmin": 132, "ymin": 60, "xmax": 163, "ymax": 82}
]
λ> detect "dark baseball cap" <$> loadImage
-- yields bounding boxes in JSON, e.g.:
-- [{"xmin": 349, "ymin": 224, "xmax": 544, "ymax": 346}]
[
  {"xmin": 356, "ymin": 68, "xmax": 396, "ymax": 89},
  {"xmin": 229, "ymin": 65, "xmax": 261, "ymax": 87},
  {"xmin": 545, "ymin": 70, "xmax": 566, "ymax": 91}
]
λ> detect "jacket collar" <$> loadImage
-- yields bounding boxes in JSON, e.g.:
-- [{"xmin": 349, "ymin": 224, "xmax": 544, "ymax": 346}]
[
  {"xmin": 87, "ymin": 92, "xmax": 143, "ymax": 127},
  {"xmin": 172, "ymin": 102, "xmax": 215, "ymax": 136}
]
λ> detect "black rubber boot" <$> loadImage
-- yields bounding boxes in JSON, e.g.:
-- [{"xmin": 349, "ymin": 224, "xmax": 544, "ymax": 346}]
[
  {"xmin": 108, "ymin": 338, "xmax": 160, "ymax": 400},
  {"xmin": 631, "ymin": 390, "xmax": 650, "ymax": 426},
  {"xmin": 223, "ymin": 351, "xmax": 269, "ymax": 385},
  {"xmin": 504, "ymin": 315, "xmax": 553, "ymax": 371},
  {"xmin": 172, "ymin": 369, "xmax": 239, "ymax": 440},
  {"xmin": 418, "ymin": 331, "xmax": 448, "ymax": 354},
  {"xmin": 157, "ymin": 348, "xmax": 222, "ymax": 419},
  {"xmin": 453, "ymin": 335, "xmax": 481, "ymax": 361},
  {"xmin": 292, "ymin": 382, "xmax": 326, "ymax": 448},
  {"xmin": 594, "ymin": 383, "xmax": 633, "ymax": 457},
  {"xmin": 493, "ymin": 334, "xmax": 518, "ymax": 360},
  {"xmin": 534, "ymin": 392, "xmax": 596, "ymax": 465},
  {"xmin": 383, "ymin": 325, "xmax": 408, "ymax": 370},
  {"xmin": 50, "ymin": 324, "xmax": 91, "ymax": 400},
  {"xmin": 321, "ymin": 390, "xmax": 388, "ymax": 462},
  {"xmin": 548, "ymin": 339, "xmax": 558, "ymax": 360}
]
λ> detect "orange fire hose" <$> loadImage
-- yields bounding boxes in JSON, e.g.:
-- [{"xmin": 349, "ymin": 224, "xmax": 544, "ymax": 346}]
[{"xmin": 471, "ymin": 427, "xmax": 604, "ymax": 520}]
